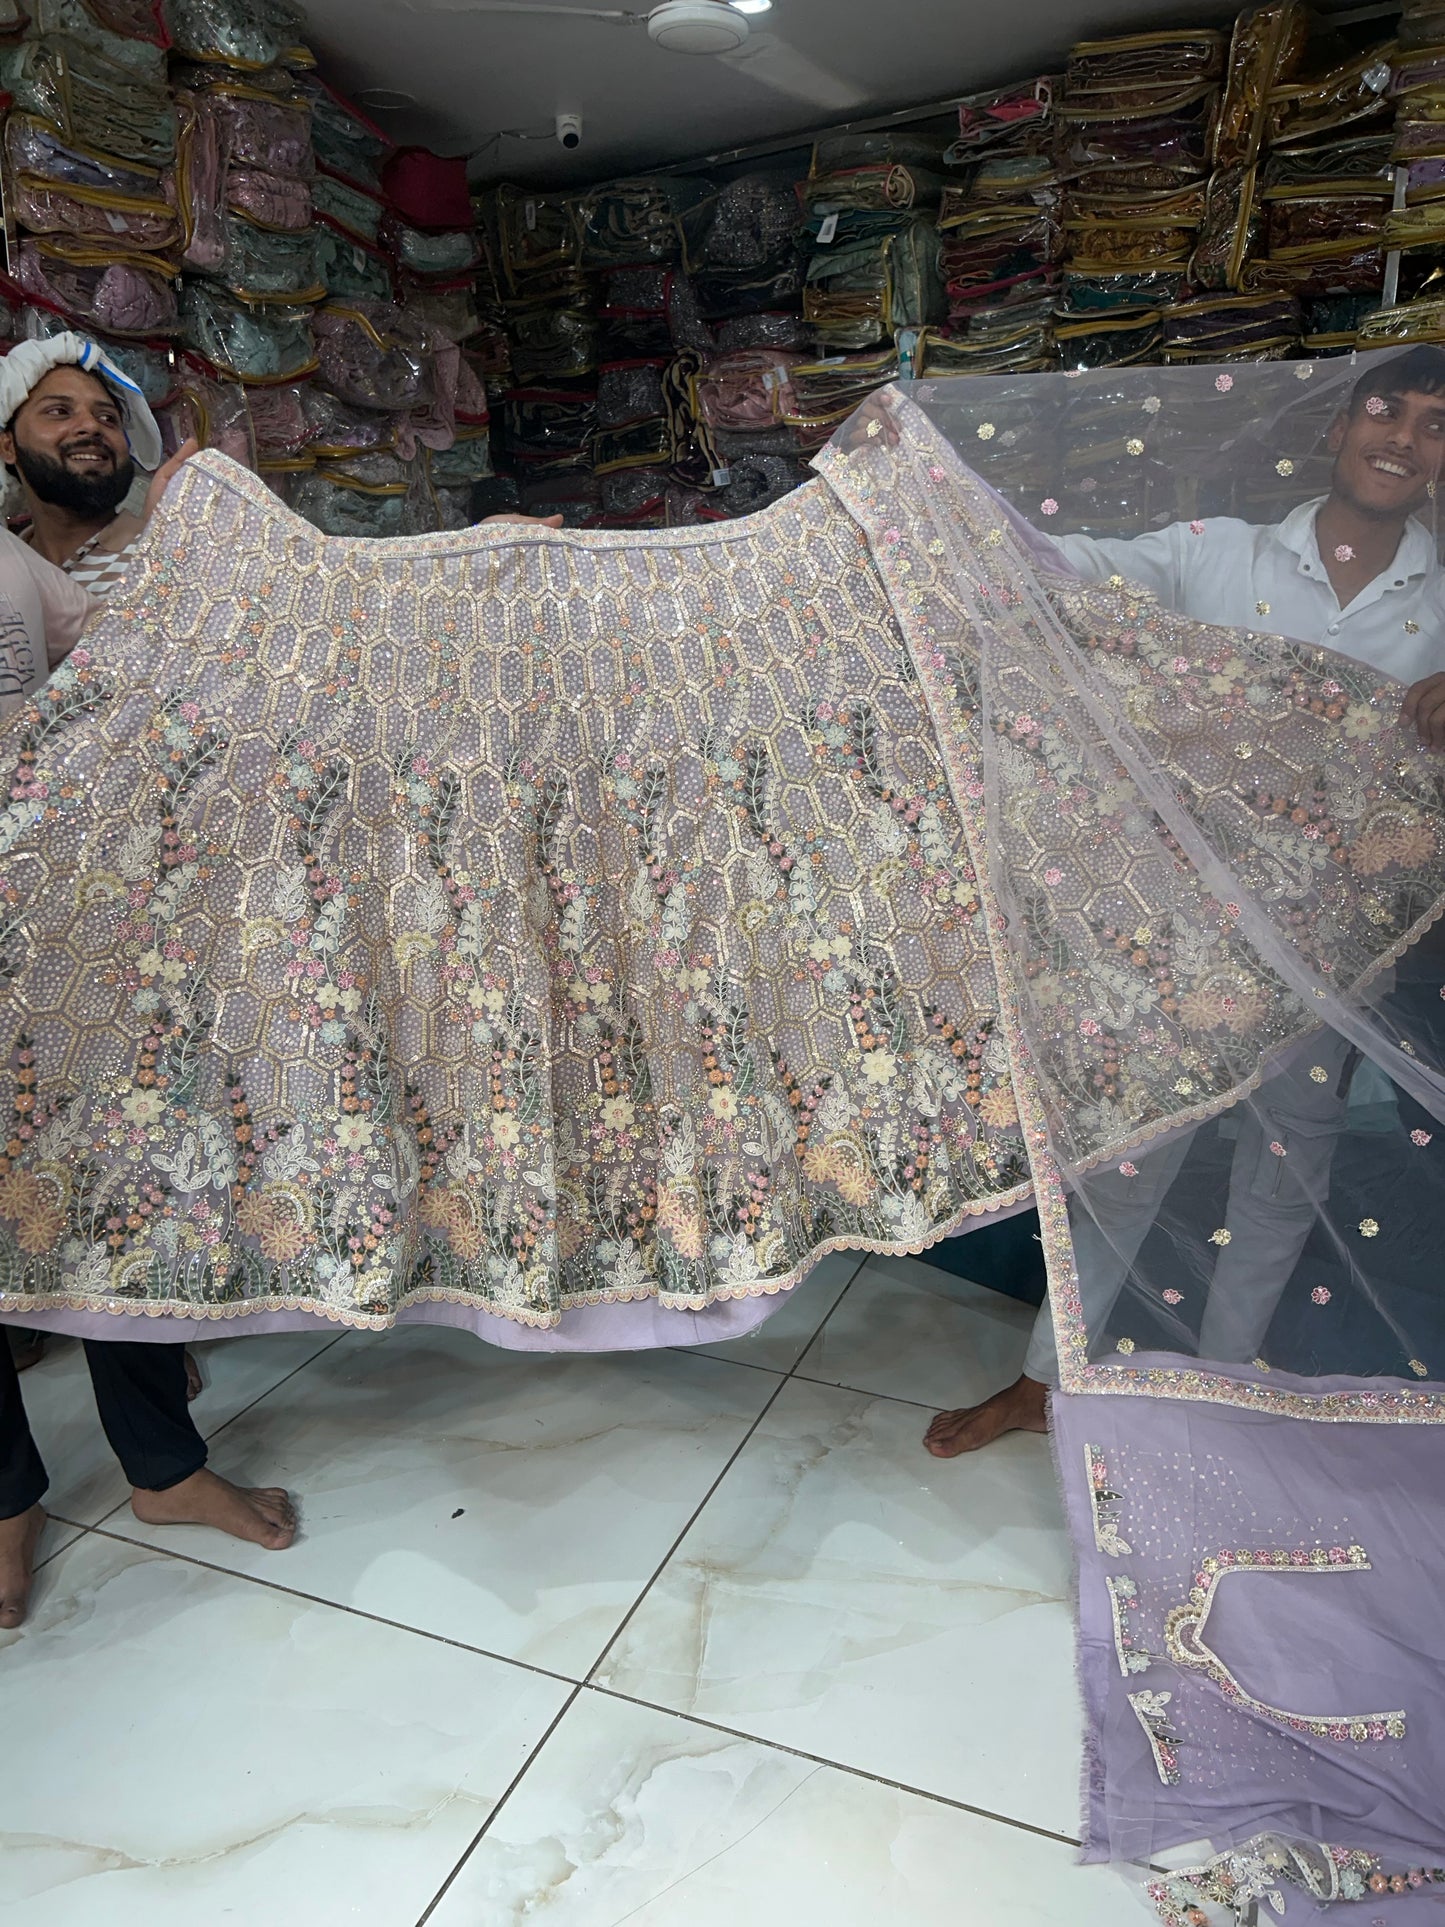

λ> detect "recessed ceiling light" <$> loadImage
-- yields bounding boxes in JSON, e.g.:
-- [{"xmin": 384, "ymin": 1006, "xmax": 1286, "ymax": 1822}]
[
  {"xmin": 732, "ymin": 0, "xmax": 773, "ymax": 12},
  {"xmin": 357, "ymin": 87, "xmax": 418, "ymax": 110}
]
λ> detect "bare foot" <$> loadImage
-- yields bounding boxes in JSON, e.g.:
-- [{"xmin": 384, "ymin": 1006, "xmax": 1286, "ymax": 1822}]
[
  {"xmin": 924, "ymin": 1374, "xmax": 1050, "ymax": 1458},
  {"xmin": 8, "ymin": 1329, "xmax": 46, "ymax": 1372},
  {"xmin": 130, "ymin": 1468, "xmax": 297, "ymax": 1550},
  {"xmin": 0, "ymin": 1503, "xmax": 46, "ymax": 1628},
  {"xmin": 184, "ymin": 1349, "xmax": 202, "ymax": 1401}
]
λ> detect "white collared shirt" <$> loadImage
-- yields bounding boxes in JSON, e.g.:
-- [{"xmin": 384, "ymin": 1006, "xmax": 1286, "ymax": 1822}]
[{"xmin": 1054, "ymin": 498, "xmax": 1445, "ymax": 683}]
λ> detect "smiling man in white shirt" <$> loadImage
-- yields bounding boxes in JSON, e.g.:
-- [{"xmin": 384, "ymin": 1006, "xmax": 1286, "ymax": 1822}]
[{"xmin": 926, "ymin": 344, "xmax": 1445, "ymax": 1458}]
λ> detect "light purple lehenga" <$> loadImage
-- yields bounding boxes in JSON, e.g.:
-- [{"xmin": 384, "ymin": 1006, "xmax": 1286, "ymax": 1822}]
[{"xmin": 1, "ymin": 359, "xmax": 1443, "ymax": 1918}]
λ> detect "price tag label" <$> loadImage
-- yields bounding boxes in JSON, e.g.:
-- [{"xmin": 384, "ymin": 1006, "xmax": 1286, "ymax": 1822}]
[
  {"xmin": 525, "ymin": 199, "xmax": 537, "ymax": 230},
  {"xmin": 817, "ymin": 212, "xmax": 839, "ymax": 244}
]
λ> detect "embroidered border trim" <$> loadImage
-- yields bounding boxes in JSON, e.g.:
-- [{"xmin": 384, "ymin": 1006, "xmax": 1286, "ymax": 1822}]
[
  {"xmin": 1128, "ymin": 1688, "xmax": 1182, "ymax": 1786},
  {"xmin": 1085, "ymin": 1442, "xmax": 1133, "ymax": 1556}
]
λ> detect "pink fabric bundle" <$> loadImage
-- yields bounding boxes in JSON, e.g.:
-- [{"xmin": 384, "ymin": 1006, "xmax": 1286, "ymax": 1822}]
[{"xmin": 694, "ymin": 348, "xmax": 802, "ymax": 430}]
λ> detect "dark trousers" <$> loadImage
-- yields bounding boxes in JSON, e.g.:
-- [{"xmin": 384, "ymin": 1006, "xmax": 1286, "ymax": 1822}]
[{"xmin": 0, "ymin": 1337, "xmax": 205, "ymax": 1519}]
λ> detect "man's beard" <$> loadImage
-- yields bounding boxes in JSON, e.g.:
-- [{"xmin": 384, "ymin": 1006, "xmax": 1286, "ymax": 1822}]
[{"xmin": 12, "ymin": 439, "xmax": 134, "ymax": 517}]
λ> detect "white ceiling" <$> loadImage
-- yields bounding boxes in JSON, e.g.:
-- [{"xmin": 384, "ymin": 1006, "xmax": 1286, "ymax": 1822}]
[{"xmin": 296, "ymin": 0, "xmax": 1234, "ymax": 183}]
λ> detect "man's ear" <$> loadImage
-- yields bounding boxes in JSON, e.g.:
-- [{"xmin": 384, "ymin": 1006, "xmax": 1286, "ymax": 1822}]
[
  {"xmin": 0, "ymin": 425, "xmax": 18, "ymax": 470},
  {"xmin": 1326, "ymin": 408, "xmax": 1349, "ymax": 455}
]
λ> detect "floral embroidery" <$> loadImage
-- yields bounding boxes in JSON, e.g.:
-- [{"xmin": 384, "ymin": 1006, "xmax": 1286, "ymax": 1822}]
[
  {"xmin": 1107, "ymin": 1573, "xmax": 1157, "ymax": 1675},
  {"xmin": 1147, "ymin": 1837, "xmax": 1444, "ymax": 1926},
  {"xmin": 1129, "ymin": 1689, "xmax": 1182, "ymax": 1785},
  {"xmin": 1086, "ymin": 1444, "xmax": 1133, "ymax": 1556}
]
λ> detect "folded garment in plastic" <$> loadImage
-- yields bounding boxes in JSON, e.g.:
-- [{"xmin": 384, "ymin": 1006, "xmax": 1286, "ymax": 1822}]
[
  {"xmin": 163, "ymin": 0, "xmax": 310, "ymax": 72},
  {"xmin": 593, "ymin": 417, "xmax": 674, "ymax": 474},
  {"xmin": 313, "ymin": 302, "xmax": 435, "ymax": 413},
  {"xmin": 500, "ymin": 387, "xmax": 596, "ymax": 457},
  {"xmin": 1054, "ymin": 308, "xmax": 1162, "ymax": 368},
  {"xmin": 803, "ymin": 164, "xmax": 942, "ymax": 214},
  {"xmin": 390, "ymin": 224, "xmax": 484, "ymax": 279},
  {"xmin": 300, "ymin": 392, "xmax": 395, "ymax": 458},
  {"xmin": 1267, "ymin": 45, "xmax": 1394, "ymax": 144},
  {"xmin": 1240, "ymin": 243, "xmax": 1385, "ymax": 297},
  {"xmin": 693, "ymin": 262, "xmax": 804, "ymax": 319},
  {"xmin": 1358, "ymin": 293, "xmax": 1445, "ymax": 343},
  {"xmin": 597, "ymin": 360, "xmax": 668, "ymax": 430},
  {"xmin": 312, "ymin": 171, "xmax": 385, "ymax": 245},
  {"xmin": 160, "ymin": 355, "xmax": 255, "ymax": 466},
  {"xmin": 14, "ymin": 236, "xmax": 179, "ymax": 335},
  {"xmin": 1161, "ymin": 290, "xmax": 1302, "ymax": 359},
  {"xmin": 505, "ymin": 302, "xmax": 597, "ymax": 385},
  {"xmin": 316, "ymin": 229, "xmax": 393, "ymax": 303},
  {"xmin": 945, "ymin": 78, "xmax": 1056, "ymax": 161},
  {"xmin": 400, "ymin": 280, "xmax": 481, "ymax": 346},
  {"xmin": 1064, "ymin": 29, "xmax": 1225, "ymax": 110},
  {"xmin": 4, "ymin": 112, "xmax": 163, "ymax": 196},
  {"xmin": 200, "ymin": 211, "xmax": 323, "ymax": 303},
  {"xmin": 28, "ymin": 0, "xmax": 168, "ymax": 75},
  {"xmin": 0, "ymin": 34, "xmax": 176, "ymax": 168},
  {"xmin": 225, "ymin": 166, "xmax": 313, "ymax": 231},
  {"xmin": 782, "ymin": 349, "xmax": 898, "ymax": 435},
  {"xmin": 915, "ymin": 323, "xmax": 1056, "ymax": 376},
  {"xmin": 1212, "ymin": 1, "xmax": 1307, "ymax": 166},
  {"xmin": 697, "ymin": 172, "xmax": 803, "ymax": 272},
  {"xmin": 288, "ymin": 466, "xmax": 408, "ymax": 538},
  {"xmin": 694, "ymin": 348, "xmax": 801, "ymax": 431},
  {"xmin": 181, "ymin": 283, "xmax": 316, "ymax": 381},
  {"xmin": 245, "ymin": 379, "xmax": 311, "ymax": 459},
  {"xmin": 20, "ymin": 300, "xmax": 177, "ymax": 403},
  {"xmin": 1057, "ymin": 110, "xmax": 1211, "ymax": 180},
  {"xmin": 1060, "ymin": 266, "xmax": 1186, "ymax": 312},
  {"xmin": 711, "ymin": 449, "xmax": 811, "ymax": 516},
  {"xmin": 516, "ymin": 473, "xmax": 600, "ymax": 526},
  {"xmin": 295, "ymin": 74, "xmax": 391, "ymax": 192},
  {"xmin": 1265, "ymin": 134, "xmax": 1394, "ymax": 189},
  {"xmin": 426, "ymin": 427, "xmax": 492, "ymax": 487},
  {"xmin": 8, "ymin": 172, "xmax": 181, "ymax": 256},
  {"xmin": 1384, "ymin": 200, "xmax": 1445, "ymax": 249},
  {"xmin": 1391, "ymin": 90, "xmax": 1445, "ymax": 156},
  {"xmin": 577, "ymin": 177, "xmax": 714, "ymax": 269},
  {"xmin": 200, "ymin": 81, "xmax": 313, "ymax": 177},
  {"xmin": 599, "ymin": 465, "xmax": 667, "ymax": 520},
  {"xmin": 812, "ymin": 131, "xmax": 945, "ymax": 172},
  {"xmin": 1189, "ymin": 166, "xmax": 1259, "ymax": 290},
  {"xmin": 714, "ymin": 310, "xmax": 809, "ymax": 351},
  {"xmin": 487, "ymin": 185, "xmax": 585, "ymax": 303},
  {"xmin": 1264, "ymin": 188, "xmax": 1392, "ymax": 260}
]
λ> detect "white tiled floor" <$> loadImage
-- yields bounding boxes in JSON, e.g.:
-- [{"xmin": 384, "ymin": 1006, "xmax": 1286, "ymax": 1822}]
[{"xmin": 1, "ymin": 1256, "xmax": 1129, "ymax": 1926}]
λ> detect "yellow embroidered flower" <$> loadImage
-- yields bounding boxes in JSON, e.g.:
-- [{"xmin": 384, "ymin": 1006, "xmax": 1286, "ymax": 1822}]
[
  {"xmin": 0, "ymin": 1168, "xmax": 40, "ymax": 1221},
  {"xmin": 121, "ymin": 1089, "xmax": 166, "ymax": 1126},
  {"xmin": 160, "ymin": 958, "xmax": 189, "ymax": 984},
  {"xmin": 978, "ymin": 1084, "xmax": 1019, "ymax": 1129},
  {"xmin": 861, "ymin": 1048, "xmax": 898, "ymax": 1086},
  {"xmin": 835, "ymin": 1164, "xmax": 876, "ymax": 1207},
  {"xmin": 14, "ymin": 1196, "xmax": 64, "ymax": 1254},
  {"xmin": 1341, "ymin": 703, "xmax": 1383, "ymax": 742},
  {"xmin": 655, "ymin": 1183, "xmax": 705, "ymax": 1260},
  {"xmin": 600, "ymin": 1096, "xmax": 635, "ymax": 1131},
  {"xmin": 802, "ymin": 1143, "xmax": 846, "ymax": 1185},
  {"xmin": 234, "ymin": 1192, "xmax": 278, "ymax": 1238},
  {"xmin": 736, "ymin": 900, "xmax": 771, "ymax": 936},
  {"xmin": 491, "ymin": 1114, "xmax": 521, "ymax": 1149},
  {"xmin": 136, "ymin": 948, "xmax": 163, "ymax": 977},
  {"xmin": 257, "ymin": 1215, "xmax": 308, "ymax": 1263},
  {"xmin": 709, "ymin": 1087, "xmax": 739, "ymax": 1120},
  {"xmin": 335, "ymin": 1115, "xmax": 375, "ymax": 1150},
  {"xmin": 807, "ymin": 937, "xmax": 834, "ymax": 963}
]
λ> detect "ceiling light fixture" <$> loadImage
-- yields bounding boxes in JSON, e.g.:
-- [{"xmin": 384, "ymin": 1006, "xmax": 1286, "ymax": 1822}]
[
  {"xmin": 357, "ymin": 87, "xmax": 419, "ymax": 109},
  {"xmin": 731, "ymin": 0, "xmax": 773, "ymax": 12}
]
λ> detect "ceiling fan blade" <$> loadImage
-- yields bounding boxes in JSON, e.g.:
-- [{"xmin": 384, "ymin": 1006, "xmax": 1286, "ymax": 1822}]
[{"xmin": 719, "ymin": 31, "xmax": 869, "ymax": 111}]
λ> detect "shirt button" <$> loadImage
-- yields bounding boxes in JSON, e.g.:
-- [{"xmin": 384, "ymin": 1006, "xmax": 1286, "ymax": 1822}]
[{"xmin": 1328, "ymin": 624, "xmax": 1339, "ymax": 634}]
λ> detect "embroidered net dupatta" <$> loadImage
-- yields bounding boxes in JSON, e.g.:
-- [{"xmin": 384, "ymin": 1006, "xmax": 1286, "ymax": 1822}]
[
  {"xmin": 0, "ymin": 362, "xmax": 1441, "ymax": 1912},
  {"xmin": 893, "ymin": 358, "xmax": 1445, "ymax": 1923}
]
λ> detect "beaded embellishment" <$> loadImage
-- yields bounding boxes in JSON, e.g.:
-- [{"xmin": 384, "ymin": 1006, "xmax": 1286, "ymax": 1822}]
[
  {"xmin": 1085, "ymin": 1443, "xmax": 1132, "ymax": 1556},
  {"xmin": 1107, "ymin": 1574, "xmax": 1157, "ymax": 1676},
  {"xmin": 1128, "ymin": 1689, "xmax": 1182, "ymax": 1785},
  {"xmin": 1163, "ymin": 1546, "xmax": 1407, "ymax": 1744},
  {"xmin": 1148, "ymin": 1833, "xmax": 1445, "ymax": 1925}
]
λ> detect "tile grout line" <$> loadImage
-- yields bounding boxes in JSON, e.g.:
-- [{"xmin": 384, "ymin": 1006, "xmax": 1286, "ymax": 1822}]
[
  {"xmin": 74, "ymin": 1518, "xmax": 581, "ymax": 1687},
  {"xmin": 586, "ymin": 1680, "xmax": 1085, "ymax": 1850}
]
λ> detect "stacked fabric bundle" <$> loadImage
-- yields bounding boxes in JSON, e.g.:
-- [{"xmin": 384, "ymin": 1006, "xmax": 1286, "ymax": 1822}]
[
  {"xmin": 0, "ymin": 12, "xmax": 181, "ymax": 376},
  {"xmin": 1384, "ymin": 12, "xmax": 1445, "ymax": 293},
  {"xmin": 1051, "ymin": 30, "xmax": 1223, "ymax": 367},
  {"xmin": 693, "ymin": 170, "xmax": 807, "ymax": 349},
  {"xmin": 800, "ymin": 133, "xmax": 945, "ymax": 353}
]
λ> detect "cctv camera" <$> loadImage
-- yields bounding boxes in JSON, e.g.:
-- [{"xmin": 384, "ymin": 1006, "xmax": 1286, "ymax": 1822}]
[{"xmin": 556, "ymin": 114, "xmax": 583, "ymax": 150}]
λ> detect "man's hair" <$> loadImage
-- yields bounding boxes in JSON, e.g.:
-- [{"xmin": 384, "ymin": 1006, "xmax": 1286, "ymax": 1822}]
[{"xmin": 1348, "ymin": 345, "xmax": 1445, "ymax": 414}]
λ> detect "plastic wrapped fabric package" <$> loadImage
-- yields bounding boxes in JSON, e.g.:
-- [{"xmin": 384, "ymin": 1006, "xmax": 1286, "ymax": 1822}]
[
  {"xmin": 1054, "ymin": 307, "xmax": 1164, "ymax": 370},
  {"xmin": 287, "ymin": 463, "xmax": 408, "ymax": 537},
  {"xmin": 452, "ymin": 352, "xmax": 489, "ymax": 429},
  {"xmin": 945, "ymin": 76, "xmax": 1057, "ymax": 163},
  {"xmin": 300, "ymin": 386, "xmax": 396, "ymax": 456},
  {"xmin": 181, "ymin": 282, "xmax": 316, "ymax": 382},
  {"xmin": 296, "ymin": 74, "xmax": 391, "ymax": 193},
  {"xmin": 516, "ymin": 469, "xmax": 599, "ymax": 524},
  {"xmin": 713, "ymin": 310, "xmax": 809, "ymax": 352},
  {"xmin": 29, "ymin": 0, "xmax": 170, "ymax": 67},
  {"xmin": 488, "ymin": 185, "xmax": 585, "ymax": 304},
  {"xmin": 598, "ymin": 464, "xmax": 668, "ymax": 521},
  {"xmin": 198, "ymin": 211, "xmax": 323, "ymax": 304},
  {"xmin": 162, "ymin": 0, "xmax": 310, "ymax": 71},
  {"xmin": 245, "ymin": 380, "xmax": 311, "ymax": 461},
  {"xmin": 696, "ymin": 171, "xmax": 803, "ymax": 273},
  {"xmin": 400, "ymin": 280, "xmax": 481, "ymax": 348},
  {"xmin": 577, "ymin": 177, "xmax": 714, "ymax": 270},
  {"xmin": 596, "ymin": 360, "xmax": 667, "ymax": 432},
  {"xmin": 14, "ymin": 237, "xmax": 180, "ymax": 336},
  {"xmin": 3, "ymin": 112, "xmax": 166, "ymax": 199},
  {"xmin": 0, "ymin": 35, "xmax": 177, "ymax": 169},
  {"xmin": 202, "ymin": 82, "xmax": 314, "ymax": 178},
  {"xmin": 1161, "ymin": 290, "xmax": 1302, "ymax": 361},
  {"xmin": 312, "ymin": 302, "xmax": 432, "ymax": 414},
  {"xmin": 694, "ymin": 259, "xmax": 805, "ymax": 320},
  {"xmin": 312, "ymin": 172, "xmax": 386, "ymax": 247},
  {"xmin": 19, "ymin": 302, "xmax": 177, "ymax": 406},
  {"xmin": 1212, "ymin": 1, "xmax": 1308, "ymax": 167},
  {"xmin": 782, "ymin": 348, "xmax": 900, "ymax": 440},
  {"xmin": 1063, "ymin": 28, "xmax": 1226, "ymax": 110},
  {"xmin": 593, "ymin": 416, "xmax": 672, "ymax": 476},
  {"xmin": 1266, "ymin": 43, "xmax": 1396, "ymax": 147},
  {"xmin": 501, "ymin": 388, "xmax": 596, "ymax": 471},
  {"xmin": 389, "ymin": 224, "xmax": 483, "ymax": 280},
  {"xmin": 158, "ymin": 355, "xmax": 254, "ymax": 466},
  {"xmin": 802, "ymin": 160, "xmax": 943, "ymax": 215},
  {"xmin": 6, "ymin": 170, "xmax": 181, "ymax": 257},
  {"xmin": 694, "ymin": 348, "xmax": 801, "ymax": 432},
  {"xmin": 431, "ymin": 482, "xmax": 473, "ymax": 532},
  {"xmin": 1189, "ymin": 165, "xmax": 1261, "ymax": 292},
  {"xmin": 226, "ymin": 166, "xmax": 313, "ymax": 232},
  {"xmin": 315, "ymin": 229, "xmax": 393, "ymax": 305},
  {"xmin": 504, "ymin": 302, "xmax": 597, "ymax": 386},
  {"xmin": 426, "ymin": 426, "xmax": 492, "ymax": 489}
]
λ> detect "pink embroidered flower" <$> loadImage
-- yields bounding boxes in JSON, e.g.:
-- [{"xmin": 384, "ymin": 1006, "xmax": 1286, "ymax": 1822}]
[
  {"xmin": 929, "ymin": 465, "xmax": 946, "ymax": 481},
  {"xmin": 1412, "ymin": 1129, "xmax": 1433, "ymax": 1146},
  {"xmin": 1079, "ymin": 1017, "xmax": 1101, "ymax": 1036},
  {"xmin": 883, "ymin": 527, "xmax": 902, "ymax": 545},
  {"xmin": 71, "ymin": 648, "xmax": 91, "ymax": 667},
  {"xmin": 1044, "ymin": 866, "xmax": 1063, "ymax": 885},
  {"xmin": 1162, "ymin": 1288, "xmax": 1183, "ymax": 1305},
  {"xmin": 1172, "ymin": 656, "xmax": 1190, "ymax": 672},
  {"xmin": 1366, "ymin": 395, "xmax": 1388, "ymax": 416},
  {"xmin": 1215, "ymin": 373, "xmax": 1234, "ymax": 392},
  {"xmin": 1040, "ymin": 498, "xmax": 1059, "ymax": 516},
  {"xmin": 1269, "ymin": 1141, "xmax": 1286, "ymax": 1157},
  {"xmin": 1189, "ymin": 520, "xmax": 1205, "ymax": 535},
  {"xmin": 1334, "ymin": 544, "xmax": 1354, "ymax": 563},
  {"xmin": 1225, "ymin": 903, "xmax": 1241, "ymax": 918},
  {"xmin": 1119, "ymin": 1161, "xmax": 1138, "ymax": 1177},
  {"xmin": 1312, "ymin": 1287, "xmax": 1332, "ymax": 1305}
]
